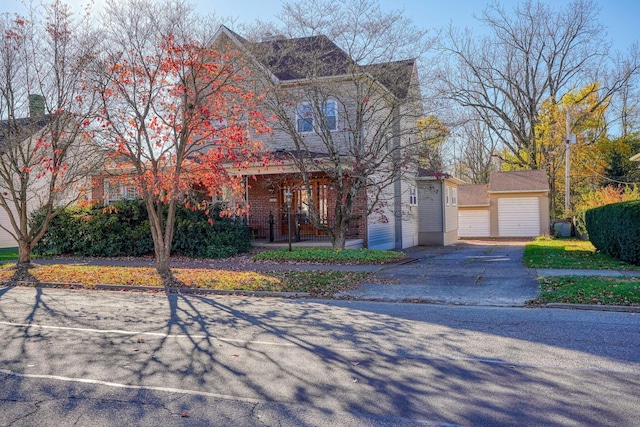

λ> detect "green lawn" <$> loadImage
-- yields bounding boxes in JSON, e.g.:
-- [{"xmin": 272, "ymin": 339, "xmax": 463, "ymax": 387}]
[
  {"xmin": 524, "ymin": 237, "xmax": 639, "ymax": 270},
  {"xmin": 525, "ymin": 238, "xmax": 640, "ymax": 305},
  {"xmin": 0, "ymin": 249, "xmax": 18, "ymax": 261},
  {"xmin": 535, "ymin": 276, "xmax": 640, "ymax": 306},
  {"xmin": 253, "ymin": 247, "xmax": 406, "ymax": 264}
]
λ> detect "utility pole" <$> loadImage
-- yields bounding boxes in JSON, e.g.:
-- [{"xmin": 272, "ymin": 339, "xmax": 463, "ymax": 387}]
[{"xmin": 565, "ymin": 109, "xmax": 576, "ymax": 216}]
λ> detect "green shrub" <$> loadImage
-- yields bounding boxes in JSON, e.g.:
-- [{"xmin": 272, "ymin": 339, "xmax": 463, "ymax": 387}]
[
  {"xmin": 585, "ymin": 200, "xmax": 640, "ymax": 265},
  {"xmin": 33, "ymin": 200, "xmax": 251, "ymax": 258},
  {"xmin": 172, "ymin": 204, "xmax": 251, "ymax": 258}
]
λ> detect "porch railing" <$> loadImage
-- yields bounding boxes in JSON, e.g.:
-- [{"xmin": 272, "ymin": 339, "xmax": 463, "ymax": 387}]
[{"xmin": 245, "ymin": 213, "xmax": 360, "ymax": 243}]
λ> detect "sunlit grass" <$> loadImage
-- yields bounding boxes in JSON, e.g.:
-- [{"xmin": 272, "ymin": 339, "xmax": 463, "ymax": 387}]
[
  {"xmin": 524, "ymin": 237, "xmax": 639, "ymax": 270},
  {"xmin": 0, "ymin": 263, "xmax": 369, "ymax": 296},
  {"xmin": 253, "ymin": 247, "xmax": 405, "ymax": 264},
  {"xmin": 535, "ymin": 276, "xmax": 640, "ymax": 306}
]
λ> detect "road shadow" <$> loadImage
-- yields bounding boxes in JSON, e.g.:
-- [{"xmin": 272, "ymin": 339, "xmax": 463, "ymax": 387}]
[{"xmin": 0, "ymin": 286, "xmax": 639, "ymax": 425}]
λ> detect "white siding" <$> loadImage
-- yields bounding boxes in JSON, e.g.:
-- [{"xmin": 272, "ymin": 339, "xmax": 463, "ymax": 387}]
[
  {"xmin": 459, "ymin": 209, "xmax": 490, "ymax": 237},
  {"xmin": 401, "ymin": 178, "xmax": 418, "ymax": 248},
  {"xmin": 445, "ymin": 201, "xmax": 458, "ymax": 232},
  {"xmin": 0, "ymin": 207, "xmax": 17, "ymax": 249},
  {"xmin": 418, "ymin": 182, "xmax": 443, "ymax": 232},
  {"xmin": 498, "ymin": 197, "xmax": 540, "ymax": 237},
  {"xmin": 367, "ymin": 220, "xmax": 396, "ymax": 250},
  {"xmin": 367, "ymin": 180, "xmax": 397, "ymax": 250}
]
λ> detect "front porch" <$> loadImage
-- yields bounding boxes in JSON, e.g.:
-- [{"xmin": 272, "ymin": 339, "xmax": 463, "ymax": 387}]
[
  {"xmin": 244, "ymin": 172, "xmax": 366, "ymax": 247},
  {"xmin": 251, "ymin": 238, "xmax": 364, "ymax": 249}
]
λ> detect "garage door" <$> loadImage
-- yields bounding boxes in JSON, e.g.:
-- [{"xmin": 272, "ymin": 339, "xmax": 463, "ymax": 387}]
[
  {"xmin": 498, "ymin": 197, "xmax": 540, "ymax": 237},
  {"xmin": 458, "ymin": 209, "xmax": 490, "ymax": 238}
]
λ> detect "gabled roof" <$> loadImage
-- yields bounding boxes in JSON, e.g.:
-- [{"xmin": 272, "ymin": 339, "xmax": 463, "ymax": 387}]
[
  {"xmin": 488, "ymin": 170, "xmax": 549, "ymax": 193},
  {"xmin": 458, "ymin": 184, "xmax": 490, "ymax": 206},
  {"xmin": 215, "ymin": 25, "xmax": 416, "ymax": 99},
  {"xmin": 362, "ymin": 59, "xmax": 416, "ymax": 99},
  {"xmin": 255, "ymin": 34, "xmax": 355, "ymax": 81},
  {"xmin": 0, "ymin": 115, "xmax": 52, "ymax": 149}
]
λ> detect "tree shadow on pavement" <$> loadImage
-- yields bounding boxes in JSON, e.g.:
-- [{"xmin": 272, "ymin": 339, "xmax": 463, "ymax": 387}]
[{"xmin": 0, "ymin": 287, "xmax": 638, "ymax": 426}]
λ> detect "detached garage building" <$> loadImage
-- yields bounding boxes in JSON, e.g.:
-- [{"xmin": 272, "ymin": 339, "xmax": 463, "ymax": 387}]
[{"xmin": 458, "ymin": 170, "xmax": 549, "ymax": 238}]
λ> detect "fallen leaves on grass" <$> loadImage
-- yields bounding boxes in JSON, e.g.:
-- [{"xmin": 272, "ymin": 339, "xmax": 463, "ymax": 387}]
[{"xmin": 0, "ymin": 263, "xmax": 372, "ymax": 296}]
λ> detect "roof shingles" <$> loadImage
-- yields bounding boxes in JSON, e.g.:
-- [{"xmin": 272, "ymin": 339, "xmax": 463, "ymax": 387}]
[
  {"xmin": 488, "ymin": 170, "xmax": 549, "ymax": 193},
  {"xmin": 458, "ymin": 184, "xmax": 489, "ymax": 206}
]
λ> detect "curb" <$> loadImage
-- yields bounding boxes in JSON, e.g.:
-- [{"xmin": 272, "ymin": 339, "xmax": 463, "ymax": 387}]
[
  {"xmin": 5, "ymin": 281, "xmax": 311, "ymax": 299},
  {"xmin": 4, "ymin": 282, "xmax": 638, "ymax": 312},
  {"xmin": 542, "ymin": 303, "xmax": 640, "ymax": 313}
]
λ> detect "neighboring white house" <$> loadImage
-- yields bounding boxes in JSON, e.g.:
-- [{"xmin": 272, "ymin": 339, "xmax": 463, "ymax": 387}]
[{"xmin": 0, "ymin": 103, "xmax": 99, "ymax": 249}]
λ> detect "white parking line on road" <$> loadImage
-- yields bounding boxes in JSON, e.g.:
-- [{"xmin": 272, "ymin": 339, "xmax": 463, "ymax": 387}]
[
  {"xmin": 0, "ymin": 320, "xmax": 300, "ymax": 347},
  {"xmin": 0, "ymin": 367, "xmax": 461, "ymax": 427},
  {"xmin": 0, "ymin": 367, "xmax": 266, "ymax": 403}
]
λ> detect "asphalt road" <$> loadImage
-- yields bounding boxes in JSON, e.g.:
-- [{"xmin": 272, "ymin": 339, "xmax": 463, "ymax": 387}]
[{"xmin": 1, "ymin": 287, "xmax": 639, "ymax": 426}]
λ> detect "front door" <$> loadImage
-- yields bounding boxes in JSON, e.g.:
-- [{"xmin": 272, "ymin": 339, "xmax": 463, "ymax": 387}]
[{"xmin": 280, "ymin": 180, "xmax": 329, "ymax": 237}]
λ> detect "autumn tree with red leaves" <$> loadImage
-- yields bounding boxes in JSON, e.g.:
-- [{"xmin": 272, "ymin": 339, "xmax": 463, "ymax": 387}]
[
  {"xmin": 0, "ymin": 1, "xmax": 102, "ymax": 272},
  {"xmin": 94, "ymin": 0, "xmax": 268, "ymax": 280}
]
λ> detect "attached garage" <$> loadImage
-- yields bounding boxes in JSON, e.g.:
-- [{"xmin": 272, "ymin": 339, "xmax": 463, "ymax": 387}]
[
  {"xmin": 497, "ymin": 197, "xmax": 540, "ymax": 237},
  {"xmin": 459, "ymin": 209, "xmax": 490, "ymax": 237}
]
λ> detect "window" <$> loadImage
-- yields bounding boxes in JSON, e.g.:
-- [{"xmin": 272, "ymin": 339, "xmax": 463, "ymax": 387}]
[
  {"xmin": 107, "ymin": 183, "xmax": 121, "ymax": 203},
  {"xmin": 105, "ymin": 181, "xmax": 138, "ymax": 204},
  {"xmin": 452, "ymin": 187, "xmax": 457, "ymax": 206},
  {"xmin": 445, "ymin": 186, "xmax": 450, "ymax": 206},
  {"xmin": 297, "ymin": 103, "xmax": 313, "ymax": 133},
  {"xmin": 296, "ymin": 101, "xmax": 337, "ymax": 133},
  {"xmin": 323, "ymin": 100, "xmax": 337, "ymax": 131},
  {"xmin": 409, "ymin": 187, "xmax": 418, "ymax": 206},
  {"xmin": 124, "ymin": 185, "xmax": 137, "ymax": 200}
]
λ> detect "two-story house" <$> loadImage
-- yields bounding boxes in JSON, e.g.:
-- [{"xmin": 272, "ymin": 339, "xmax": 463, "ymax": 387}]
[{"xmin": 210, "ymin": 25, "xmax": 426, "ymax": 250}]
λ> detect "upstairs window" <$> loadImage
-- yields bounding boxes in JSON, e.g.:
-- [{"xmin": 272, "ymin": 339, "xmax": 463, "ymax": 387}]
[
  {"xmin": 452, "ymin": 187, "xmax": 457, "ymax": 206},
  {"xmin": 297, "ymin": 103, "xmax": 313, "ymax": 133},
  {"xmin": 445, "ymin": 186, "xmax": 450, "ymax": 206},
  {"xmin": 296, "ymin": 100, "xmax": 337, "ymax": 133},
  {"xmin": 322, "ymin": 100, "xmax": 337, "ymax": 131}
]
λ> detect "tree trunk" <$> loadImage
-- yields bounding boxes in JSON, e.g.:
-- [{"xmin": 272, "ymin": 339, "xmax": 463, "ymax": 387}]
[
  {"xmin": 332, "ymin": 227, "xmax": 347, "ymax": 250},
  {"xmin": 17, "ymin": 240, "xmax": 31, "ymax": 268},
  {"xmin": 155, "ymin": 249, "xmax": 171, "ymax": 280}
]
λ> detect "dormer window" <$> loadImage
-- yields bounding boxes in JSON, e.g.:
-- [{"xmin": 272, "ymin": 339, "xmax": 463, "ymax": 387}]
[{"xmin": 296, "ymin": 100, "xmax": 337, "ymax": 133}]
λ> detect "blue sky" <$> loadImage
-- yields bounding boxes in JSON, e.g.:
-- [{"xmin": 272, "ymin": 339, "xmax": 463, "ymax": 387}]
[{"xmin": 2, "ymin": 0, "xmax": 638, "ymax": 52}]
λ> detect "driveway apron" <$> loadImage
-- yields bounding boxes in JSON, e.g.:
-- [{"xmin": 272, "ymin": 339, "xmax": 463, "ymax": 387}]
[{"xmin": 341, "ymin": 241, "xmax": 539, "ymax": 306}]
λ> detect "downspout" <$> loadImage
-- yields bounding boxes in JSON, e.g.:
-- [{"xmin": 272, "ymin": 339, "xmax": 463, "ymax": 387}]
[
  {"xmin": 393, "ymin": 106, "xmax": 402, "ymax": 249},
  {"xmin": 441, "ymin": 179, "xmax": 446, "ymax": 246}
]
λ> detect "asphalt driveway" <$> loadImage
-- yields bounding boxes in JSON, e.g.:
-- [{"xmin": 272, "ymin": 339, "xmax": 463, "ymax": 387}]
[{"xmin": 339, "ymin": 240, "xmax": 540, "ymax": 306}]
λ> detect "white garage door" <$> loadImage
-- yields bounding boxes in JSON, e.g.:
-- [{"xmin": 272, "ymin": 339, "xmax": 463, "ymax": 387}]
[
  {"xmin": 498, "ymin": 197, "xmax": 540, "ymax": 237},
  {"xmin": 458, "ymin": 209, "xmax": 490, "ymax": 238}
]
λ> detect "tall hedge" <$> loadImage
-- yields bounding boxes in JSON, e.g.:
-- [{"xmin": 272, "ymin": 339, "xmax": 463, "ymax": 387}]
[
  {"xmin": 585, "ymin": 200, "xmax": 640, "ymax": 265},
  {"xmin": 32, "ymin": 200, "xmax": 251, "ymax": 258}
]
